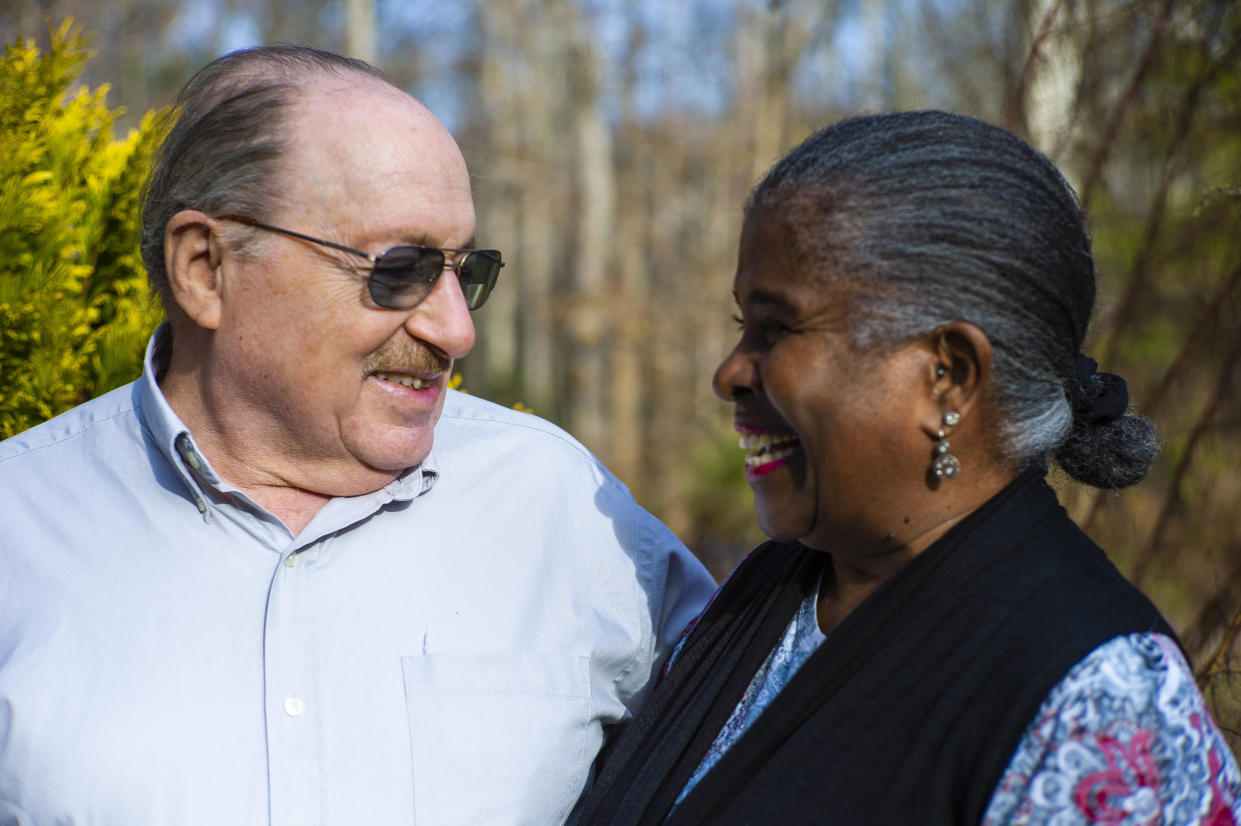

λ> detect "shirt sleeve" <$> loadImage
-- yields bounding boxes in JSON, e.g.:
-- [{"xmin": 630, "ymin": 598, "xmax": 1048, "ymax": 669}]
[
  {"xmin": 982, "ymin": 633, "xmax": 1241, "ymax": 825},
  {"xmin": 643, "ymin": 516, "xmax": 718, "ymax": 675}
]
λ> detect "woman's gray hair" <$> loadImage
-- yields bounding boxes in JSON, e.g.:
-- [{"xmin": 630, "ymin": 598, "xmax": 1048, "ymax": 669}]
[
  {"xmin": 748, "ymin": 110, "xmax": 1157, "ymax": 489},
  {"xmin": 140, "ymin": 45, "xmax": 390, "ymax": 315}
]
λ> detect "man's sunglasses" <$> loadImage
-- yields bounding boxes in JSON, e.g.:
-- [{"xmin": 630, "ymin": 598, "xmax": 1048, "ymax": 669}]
[{"xmin": 216, "ymin": 216, "xmax": 503, "ymax": 310}]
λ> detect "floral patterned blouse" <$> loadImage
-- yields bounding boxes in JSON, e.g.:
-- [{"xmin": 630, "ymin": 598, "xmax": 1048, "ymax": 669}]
[{"xmin": 672, "ymin": 589, "xmax": 1241, "ymax": 823}]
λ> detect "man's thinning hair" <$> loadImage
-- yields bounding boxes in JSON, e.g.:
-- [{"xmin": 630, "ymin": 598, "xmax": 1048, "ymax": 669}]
[{"xmin": 140, "ymin": 45, "xmax": 391, "ymax": 316}]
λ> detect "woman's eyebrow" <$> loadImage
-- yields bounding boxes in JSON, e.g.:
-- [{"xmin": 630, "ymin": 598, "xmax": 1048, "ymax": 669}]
[{"xmin": 743, "ymin": 288, "xmax": 798, "ymax": 314}]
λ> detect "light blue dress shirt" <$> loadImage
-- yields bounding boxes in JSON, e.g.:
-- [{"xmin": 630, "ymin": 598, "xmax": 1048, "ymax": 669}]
[{"xmin": 0, "ymin": 335, "xmax": 715, "ymax": 826}]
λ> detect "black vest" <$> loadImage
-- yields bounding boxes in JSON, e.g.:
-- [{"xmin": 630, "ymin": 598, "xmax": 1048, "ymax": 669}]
[{"xmin": 578, "ymin": 469, "xmax": 1176, "ymax": 825}]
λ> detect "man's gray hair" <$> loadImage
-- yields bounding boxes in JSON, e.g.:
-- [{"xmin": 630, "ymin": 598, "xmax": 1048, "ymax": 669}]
[
  {"xmin": 140, "ymin": 45, "xmax": 391, "ymax": 316},
  {"xmin": 748, "ymin": 110, "xmax": 1158, "ymax": 489}
]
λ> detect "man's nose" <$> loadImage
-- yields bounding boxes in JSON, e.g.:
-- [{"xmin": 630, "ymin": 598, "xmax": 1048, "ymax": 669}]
[{"xmin": 403, "ymin": 269, "xmax": 476, "ymax": 360}]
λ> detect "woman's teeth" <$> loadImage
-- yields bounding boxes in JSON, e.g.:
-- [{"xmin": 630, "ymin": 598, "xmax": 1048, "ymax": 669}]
[
  {"xmin": 374, "ymin": 371, "xmax": 433, "ymax": 390},
  {"xmin": 740, "ymin": 432, "xmax": 800, "ymax": 467}
]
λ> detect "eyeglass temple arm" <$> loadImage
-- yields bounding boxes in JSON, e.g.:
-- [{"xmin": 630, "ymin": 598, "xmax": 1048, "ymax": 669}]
[
  {"xmin": 218, "ymin": 215, "xmax": 378, "ymax": 263},
  {"xmin": 219, "ymin": 215, "xmax": 503, "ymax": 266}
]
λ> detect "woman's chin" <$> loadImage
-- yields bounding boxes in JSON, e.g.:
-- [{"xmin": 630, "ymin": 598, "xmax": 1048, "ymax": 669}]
[
  {"xmin": 746, "ymin": 454, "xmax": 814, "ymax": 541},
  {"xmin": 753, "ymin": 498, "xmax": 815, "ymax": 545}
]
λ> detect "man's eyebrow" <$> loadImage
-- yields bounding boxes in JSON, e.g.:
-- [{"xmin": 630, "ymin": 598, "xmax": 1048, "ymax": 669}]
[
  {"xmin": 390, "ymin": 232, "xmax": 432, "ymax": 247},
  {"xmin": 393, "ymin": 234, "xmax": 478, "ymax": 249}
]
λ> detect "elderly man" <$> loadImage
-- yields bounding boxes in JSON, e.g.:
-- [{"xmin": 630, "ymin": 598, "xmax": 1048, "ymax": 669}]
[{"xmin": 0, "ymin": 46, "xmax": 714, "ymax": 824}]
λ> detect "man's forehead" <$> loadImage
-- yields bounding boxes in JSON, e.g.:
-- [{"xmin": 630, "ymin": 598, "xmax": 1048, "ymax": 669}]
[
  {"xmin": 285, "ymin": 80, "xmax": 465, "ymax": 182},
  {"xmin": 276, "ymin": 77, "xmax": 475, "ymax": 244},
  {"xmin": 293, "ymin": 77, "xmax": 437, "ymax": 136},
  {"xmin": 316, "ymin": 73, "xmax": 422, "ymax": 109}
]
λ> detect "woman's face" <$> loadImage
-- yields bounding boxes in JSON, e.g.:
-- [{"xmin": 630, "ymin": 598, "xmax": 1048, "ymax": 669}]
[{"xmin": 713, "ymin": 207, "xmax": 934, "ymax": 554}]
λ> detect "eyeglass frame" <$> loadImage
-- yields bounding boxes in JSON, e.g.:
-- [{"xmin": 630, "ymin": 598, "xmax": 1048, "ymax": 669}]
[{"xmin": 214, "ymin": 215, "xmax": 504, "ymax": 310}]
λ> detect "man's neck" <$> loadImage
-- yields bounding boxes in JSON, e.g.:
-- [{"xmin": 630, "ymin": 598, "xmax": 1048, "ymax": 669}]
[
  {"xmin": 245, "ymin": 485, "xmax": 333, "ymax": 536},
  {"xmin": 158, "ymin": 346, "xmax": 396, "ymax": 538}
]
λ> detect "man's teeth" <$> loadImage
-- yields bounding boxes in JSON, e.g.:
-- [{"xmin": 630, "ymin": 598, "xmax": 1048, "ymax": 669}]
[
  {"xmin": 374, "ymin": 371, "xmax": 433, "ymax": 390},
  {"xmin": 739, "ymin": 432, "xmax": 800, "ymax": 467}
]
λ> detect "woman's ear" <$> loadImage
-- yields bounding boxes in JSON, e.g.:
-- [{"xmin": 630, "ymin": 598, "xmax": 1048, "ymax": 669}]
[
  {"xmin": 930, "ymin": 321, "xmax": 993, "ymax": 423},
  {"xmin": 165, "ymin": 211, "xmax": 225, "ymax": 331}
]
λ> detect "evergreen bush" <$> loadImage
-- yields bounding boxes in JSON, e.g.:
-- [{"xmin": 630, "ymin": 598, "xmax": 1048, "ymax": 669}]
[{"xmin": 0, "ymin": 20, "xmax": 166, "ymax": 439}]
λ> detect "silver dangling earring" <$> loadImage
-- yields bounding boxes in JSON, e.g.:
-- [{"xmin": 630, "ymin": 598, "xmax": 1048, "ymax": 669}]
[{"xmin": 932, "ymin": 411, "xmax": 961, "ymax": 480}]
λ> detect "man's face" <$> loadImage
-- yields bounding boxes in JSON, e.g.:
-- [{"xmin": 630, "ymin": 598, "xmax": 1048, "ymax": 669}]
[{"xmin": 208, "ymin": 77, "xmax": 478, "ymax": 495}]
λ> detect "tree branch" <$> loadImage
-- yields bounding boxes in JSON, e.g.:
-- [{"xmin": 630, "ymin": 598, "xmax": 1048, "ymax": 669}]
[
  {"xmin": 1082, "ymin": 260, "xmax": 1241, "ymax": 533},
  {"xmin": 1078, "ymin": 0, "xmax": 1176, "ymax": 210},
  {"xmin": 1004, "ymin": 0, "xmax": 1066, "ymax": 133},
  {"xmin": 1130, "ymin": 328, "xmax": 1241, "ymax": 589},
  {"xmin": 1198, "ymin": 598, "xmax": 1241, "ymax": 689}
]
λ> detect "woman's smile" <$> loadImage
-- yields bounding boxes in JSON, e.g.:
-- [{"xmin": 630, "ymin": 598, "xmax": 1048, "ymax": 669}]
[{"xmin": 737, "ymin": 426, "xmax": 802, "ymax": 478}]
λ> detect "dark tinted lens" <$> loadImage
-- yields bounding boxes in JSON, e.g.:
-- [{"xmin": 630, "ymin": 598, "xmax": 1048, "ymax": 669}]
[
  {"xmin": 458, "ymin": 251, "xmax": 502, "ymax": 309},
  {"xmin": 367, "ymin": 246, "xmax": 444, "ymax": 309}
]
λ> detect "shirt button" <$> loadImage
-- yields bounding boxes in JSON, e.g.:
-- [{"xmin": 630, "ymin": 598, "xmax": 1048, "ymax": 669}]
[
  {"xmin": 176, "ymin": 435, "xmax": 202, "ymax": 470},
  {"xmin": 284, "ymin": 697, "xmax": 305, "ymax": 717},
  {"xmin": 283, "ymin": 554, "xmax": 298, "ymax": 568}
]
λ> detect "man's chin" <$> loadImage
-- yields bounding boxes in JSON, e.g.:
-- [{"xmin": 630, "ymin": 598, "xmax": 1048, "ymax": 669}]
[
  {"xmin": 352, "ymin": 432, "xmax": 436, "ymax": 474},
  {"xmin": 310, "ymin": 451, "xmax": 430, "ymax": 499}
]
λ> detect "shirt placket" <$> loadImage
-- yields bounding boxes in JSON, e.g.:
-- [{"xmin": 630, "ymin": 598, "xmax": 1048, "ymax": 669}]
[{"xmin": 265, "ymin": 542, "xmax": 326, "ymax": 825}]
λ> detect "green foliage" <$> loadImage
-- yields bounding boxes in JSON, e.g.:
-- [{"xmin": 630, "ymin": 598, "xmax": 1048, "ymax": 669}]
[
  {"xmin": 0, "ymin": 20, "xmax": 166, "ymax": 439},
  {"xmin": 683, "ymin": 432, "xmax": 765, "ymax": 579}
]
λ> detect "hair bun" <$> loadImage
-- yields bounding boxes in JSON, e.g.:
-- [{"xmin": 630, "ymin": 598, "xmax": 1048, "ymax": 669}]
[
  {"xmin": 1056, "ymin": 355, "xmax": 1155, "ymax": 489},
  {"xmin": 1068, "ymin": 354, "xmax": 1129, "ymax": 424}
]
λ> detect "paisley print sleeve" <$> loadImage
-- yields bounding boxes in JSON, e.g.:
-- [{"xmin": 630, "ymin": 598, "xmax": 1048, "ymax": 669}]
[{"xmin": 982, "ymin": 633, "xmax": 1241, "ymax": 825}]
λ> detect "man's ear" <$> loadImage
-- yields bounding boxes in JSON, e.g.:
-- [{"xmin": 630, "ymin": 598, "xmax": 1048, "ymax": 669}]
[
  {"xmin": 165, "ymin": 210, "xmax": 225, "ymax": 331},
  {"xmin": 928, "ymin": 321, "xmax": 993, "ymax": 428}
]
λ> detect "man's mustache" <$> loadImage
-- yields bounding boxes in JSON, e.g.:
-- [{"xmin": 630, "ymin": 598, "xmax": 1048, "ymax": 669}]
[{"xmin": 362, "ymin": 340, "xmax": 451, "ymax": 376}]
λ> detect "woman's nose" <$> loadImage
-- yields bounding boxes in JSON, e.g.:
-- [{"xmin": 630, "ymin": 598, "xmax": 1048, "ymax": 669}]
[{"xmin": 713, "ymin": 348, "xmax": 756, "ymax": 402}]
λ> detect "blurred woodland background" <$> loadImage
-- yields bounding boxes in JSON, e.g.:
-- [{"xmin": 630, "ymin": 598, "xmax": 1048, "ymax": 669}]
[{"xmin": 3, "ymin": 0, "xmax": 1240, "ymax": 750}]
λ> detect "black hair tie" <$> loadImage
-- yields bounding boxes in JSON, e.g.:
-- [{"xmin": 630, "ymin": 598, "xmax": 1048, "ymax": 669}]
[{"xmin": 1070, "ymin": 354, "xmax": 1129, "ymax": 424}]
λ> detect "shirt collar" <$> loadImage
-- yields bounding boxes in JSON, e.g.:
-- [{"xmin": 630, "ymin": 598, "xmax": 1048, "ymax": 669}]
[
  {"xmin": 388, "ymin": 447, "xmax": 438, "ymax": 500},
  {"xmin": 136, "ymin": 325, "xmax": 439, "ymax": 513}
]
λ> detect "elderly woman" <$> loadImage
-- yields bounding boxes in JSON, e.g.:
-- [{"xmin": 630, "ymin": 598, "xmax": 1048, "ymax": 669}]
[{"xmin": 577, "ymin": 112, "xmax": 1240, "ymax": 824}]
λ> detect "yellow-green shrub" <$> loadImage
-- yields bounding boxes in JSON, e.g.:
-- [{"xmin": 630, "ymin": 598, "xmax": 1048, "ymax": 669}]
[{"xmin": 0, "ymin": 20, "xmax": 166, "ymax": 438}]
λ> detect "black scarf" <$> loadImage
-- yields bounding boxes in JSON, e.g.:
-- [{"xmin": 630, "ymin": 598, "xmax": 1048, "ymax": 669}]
[{"xmin": 578, "ymin": 469, "xmax": 1175, "ymax": 825}]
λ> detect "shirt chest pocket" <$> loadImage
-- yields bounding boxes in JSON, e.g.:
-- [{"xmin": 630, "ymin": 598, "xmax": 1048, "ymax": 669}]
[{"xmin": 401, "ymin": 651, "xmax": 591, "ymax": 826}]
